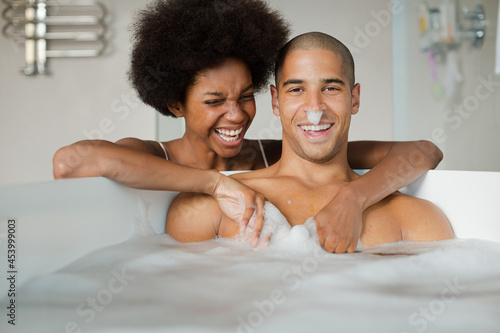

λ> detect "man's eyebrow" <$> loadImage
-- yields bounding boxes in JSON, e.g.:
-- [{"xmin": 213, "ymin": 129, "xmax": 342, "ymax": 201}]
[
  {"xmin": 323, "ymin": 78, "xmax": 346, "ymax": 85},
  {"xmin": 282, "ymin": 78, "xmax": 346, "ymax": 88},
  {"xmin": 282, "ymin": 79, "xmax": 304, "ymax": 87},
  {"xmin": 204, "ymin": 84, "xmax": 254, "ymax": 97}
]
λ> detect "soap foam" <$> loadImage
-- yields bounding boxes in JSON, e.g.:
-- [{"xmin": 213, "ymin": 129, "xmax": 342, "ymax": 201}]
[
  {"xmin": 306, "ymin": 109, "xmax": 323, "ymax": 125},
  {"xmin": 231, "ymin": 201, "xmax": 291, "ymax": 246},
  {"xmin": 231, "ymin": 202, "xmax": 364, "ymax": 254},
  {"xmin": 9, "ymin": 200, "xmax": 500, "ymax": 333}
]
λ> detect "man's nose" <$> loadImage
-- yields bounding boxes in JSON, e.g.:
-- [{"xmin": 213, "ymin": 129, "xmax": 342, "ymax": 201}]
[{"xmin": 303, "ymin": 91, "xmax": 324, "ymax": 112}]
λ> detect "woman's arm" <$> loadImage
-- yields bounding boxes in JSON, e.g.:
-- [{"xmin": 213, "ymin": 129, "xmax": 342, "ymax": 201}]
[
  {"xmin": 346, "ymin": 140, "xmax": 442, "ymax": 201},
  {"xmin": 315, "ymin": 140, "xmax": 443, "ymax": 253},
  {"xmin": 347, "ymin": 140, "xmax": 442, "ymax": 170},
  {"xmin": 53, "ymin": 138, "xmax": 219, "ymax": 192},
  {"xmin": 53, "ymin": 138, "xmax": 265, "ymax": 238}
]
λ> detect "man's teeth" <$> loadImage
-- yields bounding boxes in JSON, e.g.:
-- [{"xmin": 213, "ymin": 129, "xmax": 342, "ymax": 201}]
[
  {"xmin": 299, "ymin": 124, "xmax": 332, "ymax": 132},
  {"xmin": 215, "ymin": 128, "xmax": 243, "ymax": 142}
]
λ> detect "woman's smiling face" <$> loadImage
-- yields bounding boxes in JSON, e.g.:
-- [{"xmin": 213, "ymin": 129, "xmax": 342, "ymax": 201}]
[{"xmin": 171, "ymin": 58, "xmax": 256, "ymax": 158}]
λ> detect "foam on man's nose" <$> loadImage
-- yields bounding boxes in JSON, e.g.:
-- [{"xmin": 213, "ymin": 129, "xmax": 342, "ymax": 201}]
[{"xmin": 306, "ymin": 110, "xmax": 323, "ymax": 125}]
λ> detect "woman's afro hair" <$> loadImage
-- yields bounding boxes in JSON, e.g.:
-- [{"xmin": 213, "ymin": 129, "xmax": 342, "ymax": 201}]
[{"xmin": 129, "ymin": 0, "xmax": 290, "ymax": 117}]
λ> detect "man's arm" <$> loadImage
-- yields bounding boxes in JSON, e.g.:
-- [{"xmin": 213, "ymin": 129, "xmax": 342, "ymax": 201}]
[
  {"xmin": 165, "ymin": 192, "xmax": 222, "ymax": 242},
  {"xmin": 315, "ymin": 140, "xmax": 444, "ymax": 253}
]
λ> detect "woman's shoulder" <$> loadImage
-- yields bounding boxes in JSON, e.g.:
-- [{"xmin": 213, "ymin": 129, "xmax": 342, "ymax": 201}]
[{"xmin": 116, "ymin": 137, "xmax": 166, "ymax": 157}]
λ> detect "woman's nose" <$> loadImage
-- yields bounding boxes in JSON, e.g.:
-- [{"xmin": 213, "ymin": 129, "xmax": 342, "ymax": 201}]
[{"xmin": 224, "ymin": 101, "xmax": 245, "ymax": 122}]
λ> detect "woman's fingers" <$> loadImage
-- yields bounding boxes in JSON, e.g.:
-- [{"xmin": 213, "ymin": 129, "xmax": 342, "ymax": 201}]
[
  {"xmin": 240, "ymin": 204, "xmax": 255, "ymax": 234},
  {"xmin": 260, "ymin": 235, "xmax": 271, "ymax": 248},
  {"xmin": 250, "ymin": 193, "xmax": 266, "ymax": 247},
  {"xmin": 347, "ymin": 240, "xmax": 358, "ymax": 253}
]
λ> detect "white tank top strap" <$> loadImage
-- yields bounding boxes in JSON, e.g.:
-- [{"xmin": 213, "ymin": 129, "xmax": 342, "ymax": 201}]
[
  {"xmin": 157, "ymin": 141, "xmax": 168, "ymax": 160},
  {"xmin": 257, "ymin": 139, "xmax": 269, "ymax": 168}
]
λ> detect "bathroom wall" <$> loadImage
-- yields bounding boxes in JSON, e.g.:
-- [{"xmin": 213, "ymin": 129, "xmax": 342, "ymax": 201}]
[
  {"xmin": 394, "ymin": 0, "xmax": 500, "ymax": 171},
  {"xmin": 0, "ymin": 0, "xmax": 155, "ymax": 186}
]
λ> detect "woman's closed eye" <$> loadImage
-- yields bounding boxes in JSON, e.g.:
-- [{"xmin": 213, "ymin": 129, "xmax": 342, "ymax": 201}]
[
  {"xmin": 204, "ymin": 99, "xmax": 225, "ymax": 106},
  {"xmin": 239, "ymin": 93, "xmax": 255, "ymax": 101}
]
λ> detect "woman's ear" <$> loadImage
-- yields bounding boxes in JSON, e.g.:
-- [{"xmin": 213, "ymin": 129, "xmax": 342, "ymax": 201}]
[
  {"xmin": 168, "ymin": 102, "xmax": 184, "ymax": 118},
  {"xmin": 270, "ymin": 85, "xmax": 280, "ymax": 117}
]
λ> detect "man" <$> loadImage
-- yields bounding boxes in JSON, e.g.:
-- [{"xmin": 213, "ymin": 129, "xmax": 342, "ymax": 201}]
[{"xmin": 165, "ymin": 32, "xmax": 454, "ymax": 249}]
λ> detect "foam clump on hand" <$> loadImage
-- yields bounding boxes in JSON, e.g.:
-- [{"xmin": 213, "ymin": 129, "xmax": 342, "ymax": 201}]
[
  {"xmin": 233, "ymin": 202, "xmax": 291, "ymax": 245},
  {"xmin": 232, "ymin": 202, "xmax": 326, "ymax": 253}
]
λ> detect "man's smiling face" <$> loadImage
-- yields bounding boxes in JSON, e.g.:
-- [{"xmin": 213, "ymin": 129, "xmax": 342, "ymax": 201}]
[{"xmin": 271, "ymin": 48, "xmax": 360, "ymax": 163}]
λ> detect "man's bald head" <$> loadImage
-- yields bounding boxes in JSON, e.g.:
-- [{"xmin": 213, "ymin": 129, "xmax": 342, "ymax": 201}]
[{"xmin": 274, "ymin": 32, "xmax": 355, "ymax": 89}]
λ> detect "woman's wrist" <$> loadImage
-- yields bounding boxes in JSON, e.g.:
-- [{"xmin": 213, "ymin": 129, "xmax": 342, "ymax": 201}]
[
  {"xmin": 339, "ymin": 179, "xmax": 370, "ymax": 211},
  {"xmin": 201, "ymin": 169, "xmax": 224, "ymax": 197}
]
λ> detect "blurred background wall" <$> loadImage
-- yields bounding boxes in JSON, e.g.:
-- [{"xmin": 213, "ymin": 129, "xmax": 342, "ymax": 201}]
[
  {"xmin": 0, "ymin": 0, "xmax": 498, "ymax": 186},
  {"xmin": 394, "ymin": 0, "xmax": 500, "ymax": 171}
]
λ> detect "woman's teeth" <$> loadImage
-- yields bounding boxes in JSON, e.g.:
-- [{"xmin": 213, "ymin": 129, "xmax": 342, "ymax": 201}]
[
  {"xmin": 299, "ymin": 124, "xmax": 332, "ymax": 132},
  {"xmin": 215, "ymin": 128, "xmax": 243, "ymax": 142}
]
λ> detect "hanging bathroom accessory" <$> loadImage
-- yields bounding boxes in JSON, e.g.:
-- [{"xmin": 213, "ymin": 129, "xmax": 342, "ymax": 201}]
[
  {"xmin": 2, "ymin": 0, "xmax": 107, "ymax": 76},
  {"xmin": 419, "ymin": 1, "xmax": 486, "ymax": 59}
]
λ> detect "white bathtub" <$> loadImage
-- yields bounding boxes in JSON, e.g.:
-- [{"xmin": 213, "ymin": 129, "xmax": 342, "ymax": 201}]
[{"xmin": 1, "ymin": 170, "xmax": 500, "ymax": 332}]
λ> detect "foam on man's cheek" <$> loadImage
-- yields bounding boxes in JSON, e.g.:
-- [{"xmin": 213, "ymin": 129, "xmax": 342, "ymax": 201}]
[{"xmin": 306, "ymin": 110, "xmax": 323, "ymax": 125}]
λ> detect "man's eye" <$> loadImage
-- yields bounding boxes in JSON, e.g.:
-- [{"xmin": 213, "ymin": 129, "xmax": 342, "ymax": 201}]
[
  {"xmin": 288, "ymin": 87, "xmax": 302, "ymax": 93},
  {"xmin": 325, "ymin": 86, "xmax": 339, "ymax": 92}
]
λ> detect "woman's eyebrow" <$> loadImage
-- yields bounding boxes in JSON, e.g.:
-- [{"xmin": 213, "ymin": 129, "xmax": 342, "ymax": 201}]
[
  {"xmin": 204, "ymin": 91, "xmax": 224, "ymax": 97},
  {"xmin": 241, "ymin": 84, "xmax": 254, "ymax": 93},
  {"xmin": 204, "ymin": 83, "xmax": 254, "ymax": 97}
]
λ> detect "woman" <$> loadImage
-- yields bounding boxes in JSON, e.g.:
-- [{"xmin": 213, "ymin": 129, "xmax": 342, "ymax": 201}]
[{"xmin": 53, "ymin": 0, "xmax": 442, "ymax": 252}]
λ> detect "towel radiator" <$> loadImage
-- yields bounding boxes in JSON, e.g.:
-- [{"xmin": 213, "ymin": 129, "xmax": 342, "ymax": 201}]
[{"xmin": 2, "ymin": 0, "xmax": 107, "ymax": 75}]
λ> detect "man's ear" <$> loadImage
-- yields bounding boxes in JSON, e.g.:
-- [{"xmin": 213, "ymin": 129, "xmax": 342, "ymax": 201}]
[
  {"xmin": 351, "ymin": 83, "xmax": 360, "ymax": 115},
  {"xmin": 270, "ymin": 85, "xmax": 280, "ymax": 116},
  {"xmin": 168, "ymin": 102, "xmax": 184, "ymax": 118}
]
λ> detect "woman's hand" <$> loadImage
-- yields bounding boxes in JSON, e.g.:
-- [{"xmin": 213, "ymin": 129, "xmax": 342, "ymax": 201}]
[
  {"xmin": 211, "ymin": 175, "xmax": 266, "ymax": 247},
  {"xmin": 314, "ymin": 184, "xmax": 364, "ymax": 253}
]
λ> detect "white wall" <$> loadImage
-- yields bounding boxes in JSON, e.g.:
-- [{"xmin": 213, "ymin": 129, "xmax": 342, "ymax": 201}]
[
  {"xmin": 395, "ymin": 0, "xmax": 500, "ymax": 171},
  {"xmin": 0, "ymin": 0, "xmax": 156, "ymax": 186}
]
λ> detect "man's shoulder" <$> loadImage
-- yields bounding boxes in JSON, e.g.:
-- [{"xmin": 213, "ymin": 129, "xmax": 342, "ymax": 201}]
[
  {"xmin": 165, "ymin": 192, "xmax": 221, "ymax": 242},
  {"xmin": 230, "ymin": 165, "xmax": 276, "ymax": 183},
  {"xmin": 384, "ymin": 193, "xmax": 444, "ymax": 217},
  {"xmin": 370, "ymin": 192, "xmax": 453, "ymax": 242},
  {"xmin": 368, "ymin": 192, "xmax": 440, "ymax": 222},
  {"xmin": 381, "ymin": 192, "xmax": 432, "ymax": 209}
]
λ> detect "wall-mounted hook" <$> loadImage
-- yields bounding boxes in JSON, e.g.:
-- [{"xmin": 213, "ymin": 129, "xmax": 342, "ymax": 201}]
[{"xmin": 460, "ymin": 4, "xmax": 486, "ymax": 48}]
